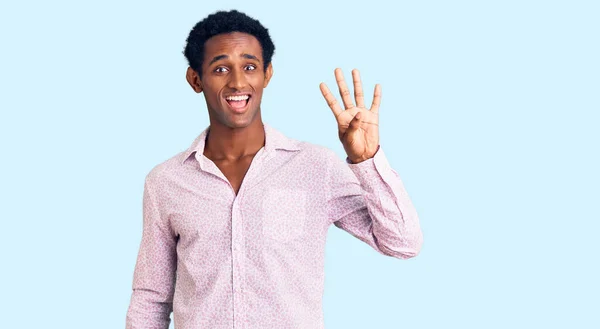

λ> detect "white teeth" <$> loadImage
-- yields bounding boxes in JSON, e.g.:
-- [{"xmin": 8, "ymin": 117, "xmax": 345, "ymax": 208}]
[{"xmin": 226, "ymin": 95, "xmax": 250, "ymax": 101}]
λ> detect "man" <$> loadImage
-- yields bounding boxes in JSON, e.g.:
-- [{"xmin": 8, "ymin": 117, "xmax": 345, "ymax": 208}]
[{"xmin": 126, "ymin": 9, "xmax": 423, "ymax": 329}]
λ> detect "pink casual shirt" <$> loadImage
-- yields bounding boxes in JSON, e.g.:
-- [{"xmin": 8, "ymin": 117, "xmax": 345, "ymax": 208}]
[{"xmin": 125, "ymin": 123, "xmax": 423, "ymax": 329}]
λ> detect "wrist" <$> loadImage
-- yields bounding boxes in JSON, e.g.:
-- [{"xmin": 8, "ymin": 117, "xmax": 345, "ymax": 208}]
[{"xmin": 348, "ymin": 145, "xmax": 381, "ymax": 164}]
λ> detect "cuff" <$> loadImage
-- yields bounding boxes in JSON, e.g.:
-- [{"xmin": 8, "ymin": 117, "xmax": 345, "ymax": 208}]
[{"xmin": 346, "ymin": 146, "xmax": 394, "ymax": 191}]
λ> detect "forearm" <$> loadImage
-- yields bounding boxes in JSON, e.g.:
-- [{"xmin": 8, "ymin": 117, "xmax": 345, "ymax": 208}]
[
  {"xmin": 126, "ymin": 289, "xmax": 173, "ymax": 329},
  {"xmin": 125, "ymin": 176, "xmax": 177, "ymax": 328},
  {"xmin": 347, "ymin": 147, "xmax": 423, "ymax": 258}
]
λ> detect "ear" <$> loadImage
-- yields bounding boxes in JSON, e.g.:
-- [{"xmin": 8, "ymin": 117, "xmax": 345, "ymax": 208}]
[
  {"xmin": 263, "ymin": 63, "xmax": 273, "ymax": 88},
  {"xmin": 186, "ymin": 67, "xmax": 203, "ymax": 93}
]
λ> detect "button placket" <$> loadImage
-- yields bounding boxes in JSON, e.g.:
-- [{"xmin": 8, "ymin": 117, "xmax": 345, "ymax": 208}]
[{"xmin": 231, "ymin": 198, "xmax": 245, "ymax": 328}]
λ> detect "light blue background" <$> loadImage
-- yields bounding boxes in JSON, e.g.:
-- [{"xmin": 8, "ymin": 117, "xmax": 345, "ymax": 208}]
[{"xmin": 1, "ymin": 0, "xmax": 598, "ymax": 328}]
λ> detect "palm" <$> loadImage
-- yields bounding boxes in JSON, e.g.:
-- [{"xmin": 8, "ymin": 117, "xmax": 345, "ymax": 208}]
[
  {"xmin": 335, "ymin": 106, "xmax": 379, "ymax": 161},
  {"xmin": 320, "ymin": 68, "xmax": 382, "ymax": 163}
]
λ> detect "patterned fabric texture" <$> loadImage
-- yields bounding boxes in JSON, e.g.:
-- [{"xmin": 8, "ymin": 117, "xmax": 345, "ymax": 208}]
[{"xmin": 125, "ymin": 124, "xmax": 423, "ymax": 328}]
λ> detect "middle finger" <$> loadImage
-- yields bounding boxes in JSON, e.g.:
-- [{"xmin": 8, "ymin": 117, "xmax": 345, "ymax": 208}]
[{"xmin": 334, "ymin": 68, "xmax": 354, "ymax": 110}]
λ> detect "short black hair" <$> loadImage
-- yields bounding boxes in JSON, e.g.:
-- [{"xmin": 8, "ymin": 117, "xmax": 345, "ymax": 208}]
[{"xmin": 183, "ymin": 10, "xmax": 275, "ymax": 78}]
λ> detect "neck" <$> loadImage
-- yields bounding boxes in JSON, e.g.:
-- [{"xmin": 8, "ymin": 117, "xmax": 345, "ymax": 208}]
[{"xmin": 204, "ymin": 118, "xmax": 266, "ymax": 161}]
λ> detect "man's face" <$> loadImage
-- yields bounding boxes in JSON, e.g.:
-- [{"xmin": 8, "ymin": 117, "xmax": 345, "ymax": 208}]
[{"xmin": 186, "ymin": 32, "xmax": 273, "ymax": 129}]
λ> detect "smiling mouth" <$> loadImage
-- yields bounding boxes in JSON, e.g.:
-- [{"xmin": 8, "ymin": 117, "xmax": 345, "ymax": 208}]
[{"xmin": 225, "ymin": 94, "xmax": 251, "ymax": 112}]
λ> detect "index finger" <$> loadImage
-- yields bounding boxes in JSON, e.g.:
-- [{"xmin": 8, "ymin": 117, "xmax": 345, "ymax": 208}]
[{"xmin": 319, "ymin": 82, "xmax": 343, "ymax": 117}]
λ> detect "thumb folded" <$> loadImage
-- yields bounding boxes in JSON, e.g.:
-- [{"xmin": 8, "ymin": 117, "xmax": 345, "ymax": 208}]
[{"xmin": 349, "ymin": 111, "xmax": 362, "ymax": 132}]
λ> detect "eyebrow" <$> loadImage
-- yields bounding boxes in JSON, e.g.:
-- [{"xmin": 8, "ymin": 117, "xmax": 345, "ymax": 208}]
[{"xmin": 208, "ymin": 53, "xmax": 261, "ymax": 66}]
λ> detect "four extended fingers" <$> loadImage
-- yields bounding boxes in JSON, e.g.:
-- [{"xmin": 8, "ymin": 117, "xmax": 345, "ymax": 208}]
[{"xmin": 321, "ymin": 68, "xmax": 382, "ymax": 115}]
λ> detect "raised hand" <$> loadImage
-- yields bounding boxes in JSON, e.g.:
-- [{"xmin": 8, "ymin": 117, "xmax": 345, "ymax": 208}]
[{"xmin": 320, "ymin": 68, "xmax": 381, "ymax": 163}]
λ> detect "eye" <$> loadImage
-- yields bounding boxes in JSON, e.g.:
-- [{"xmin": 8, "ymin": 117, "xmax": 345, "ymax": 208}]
[
  {"xmin": 245, "ymin": 64, "xmax": 257, "ymax": 71},
  {"xmin": 215, "ymin": 67, "xmax": 229, "ymax": 73}
]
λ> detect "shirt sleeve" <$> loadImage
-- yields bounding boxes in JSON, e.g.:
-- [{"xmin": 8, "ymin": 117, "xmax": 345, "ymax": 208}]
[
  {"xmin": 126, "ymin": 175, "xmax": 177, "ymax": 328},
  {"xmin": 327, "ymin": 146, "xmax": 423, "ymax": 259}
]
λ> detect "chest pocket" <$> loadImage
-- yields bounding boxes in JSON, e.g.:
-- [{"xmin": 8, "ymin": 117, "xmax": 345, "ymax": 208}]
[{"xmin": 261, "ymin": 188, "xmax": 307, "ymax": 242}]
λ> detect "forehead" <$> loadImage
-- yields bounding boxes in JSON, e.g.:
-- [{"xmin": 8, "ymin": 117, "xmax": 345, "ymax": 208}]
[{"xmin": 203, "ymin": 32, "xmax": 263, "ymax": 61}]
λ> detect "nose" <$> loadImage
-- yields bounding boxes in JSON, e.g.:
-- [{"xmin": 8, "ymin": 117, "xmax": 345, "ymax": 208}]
[{"xmin": 227, "ymin": 67, "xmax": 248, "ymax": 90}]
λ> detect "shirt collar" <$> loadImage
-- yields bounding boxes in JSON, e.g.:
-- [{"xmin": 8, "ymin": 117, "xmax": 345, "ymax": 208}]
[{"xmin": 180, "ymin": 123, "xmax": 301, "ymax": 165}]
